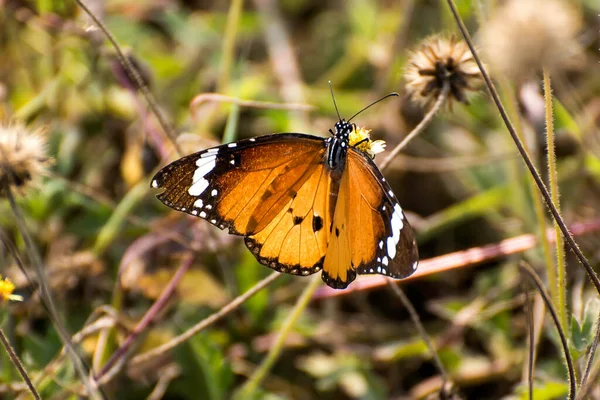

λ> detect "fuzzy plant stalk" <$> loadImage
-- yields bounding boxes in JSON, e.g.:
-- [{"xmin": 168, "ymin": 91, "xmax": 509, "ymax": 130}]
[
  {"xmin": 499, "ymin": 78, "xmax": 558, "ymax": 319},
  {"xmin": 543, "ymin": 70, "xmax": 567, "ymax": 331}
]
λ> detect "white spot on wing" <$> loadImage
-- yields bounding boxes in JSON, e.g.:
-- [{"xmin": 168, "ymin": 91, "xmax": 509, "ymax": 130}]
[
  {"xmin": 379, "ymin": 241, "xmax": 384, "ymax": 249},
  {"xmin": 228, "ymin": 143, "xmax": 237, "ymax": 148},
  {"xmin": 201, "ymin": 148, "xmax": 218, "ymax": 158},
  {"xmin": 382, "ymin": 257, "xmax": 389, "ymax": 266},
  {"xmin": 394, "ymin": 203, "xmax": 403, "ymax": 217},
  {"xmin": 249, "ymin": 138, "xmax": 256, "ymax": 142},
  {"xmin": 190, "ymin": 156, "xmax": 216, "ymax": 195},
  {"xmin": 199, "ymin": 211, "xmax": 207, "ymax": 218},
  {"xmin": 194, "ymin": 199, "xmax": 204, "ymax": 208},
  {"xmin": 151, "ymin": 180, "xmax": 158, "ymax": 188},
  {"xmin": 189, "ymin": 178, "xmax": 209, "ymax": 196},
  {"xmin": 192, "ymin": 210, "xmax": 198, "ymax": 215},
  {"xmin": 388, "ymin": 190, "xmax": 393, "ymax": 196},
  {"xmin": 211, "ymin": 189, "xmax": 218, "ymax": 196},
  {"xmin": 387, "ymin": 236, "xmax": 396, "ymax": 259}
]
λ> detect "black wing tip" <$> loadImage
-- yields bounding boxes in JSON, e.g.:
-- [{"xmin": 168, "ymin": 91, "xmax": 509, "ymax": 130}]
[{"xmin": 321, "ymin": 269, "xmax": 356, "ymax": 290}]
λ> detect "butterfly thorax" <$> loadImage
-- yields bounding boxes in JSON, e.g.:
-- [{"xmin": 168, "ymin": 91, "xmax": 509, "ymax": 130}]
[{"xmin": 325, "ymin": 120, "xmax": 352, "ymax": 171}]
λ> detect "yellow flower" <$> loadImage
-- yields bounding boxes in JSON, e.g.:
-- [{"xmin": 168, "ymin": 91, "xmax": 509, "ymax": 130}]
[
  {"xmin": 349, "ymin": 126, "xmax": 386, "ymax": 159},
  {"xmin": 0, "ymin": 275, "xmax": 23, "ymax": 302}
]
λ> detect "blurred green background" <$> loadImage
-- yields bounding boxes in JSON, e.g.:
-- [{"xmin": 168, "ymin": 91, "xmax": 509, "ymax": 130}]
[{"xmin": 1, "ymin": 0, "xmax": 600, "ymax": 399}]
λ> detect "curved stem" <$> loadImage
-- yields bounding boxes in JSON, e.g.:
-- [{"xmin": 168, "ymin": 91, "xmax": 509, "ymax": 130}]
[
  {"xmin": 4, "ymin": 183, "xmax": 103, "ymax": 400},
  {"xmin": 125, "ymin": 272, "xmax": 281, "ymax": 373},
  {"xmin": 379, "ymin": 83, "xmax": 449, "ymax": 171},
  {"xmin": 235, "ymin": 274, "xmax": 321, "ymax": 399},
  {"xmin": 387, "ymin": 280, "xmax": 451, "ymax": 389},
  {"xmin": 74, "ymin": 0, "xmax": 181, "ymax": 156},
  {"xmin": 95, "ymin": 254, "xmax": 195, "ymax": 380},
  {"xmin": 444, "ymin": 0, "xmax": 600, "ymax": 295},
  {"xmin": 0, "ymin": 329, "xmax": 41, "ymax": 400},
  {"xmin": 520, "ymin": 262, "xmax": 575, "ymax": 400},
  {"xmin": 580, "ymin": 310, "xmax": 600, "ymax": 394}
]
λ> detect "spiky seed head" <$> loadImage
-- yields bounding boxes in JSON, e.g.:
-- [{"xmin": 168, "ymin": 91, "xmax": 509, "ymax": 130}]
[
  {"xmin": 480, "ymin": 0, "xmax": 583, "ymax": 83},
  {"xmin": 0, "ymin": 123, "xmax": 51, "ymax": 197},
  {"xmin": 404, "ymin": 34, "xmax": 481, "ymax": 108}
]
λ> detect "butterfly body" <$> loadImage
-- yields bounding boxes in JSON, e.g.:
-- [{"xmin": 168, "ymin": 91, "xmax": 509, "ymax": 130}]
[{"xmin": 152, "ymin": 119, "xmax": 418, "ymax": 289}]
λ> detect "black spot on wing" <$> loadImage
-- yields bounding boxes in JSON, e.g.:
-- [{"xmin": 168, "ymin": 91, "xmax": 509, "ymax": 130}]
[{"xmin": 312, "ymin": 215, "xmax": 323, "ymax": 232}]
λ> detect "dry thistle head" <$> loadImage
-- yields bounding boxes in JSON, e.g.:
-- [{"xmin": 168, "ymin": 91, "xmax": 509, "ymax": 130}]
[
  {"xmin": 0, "ymin": 123, "xmax": 51, "ymax": 196},
  {"xmin": 480, "ymin": 0, "xmax": 583, "ymax": 83},
  {"xmin": 404, "ymin": 34, "xmax": 481, "ymax": 108}
]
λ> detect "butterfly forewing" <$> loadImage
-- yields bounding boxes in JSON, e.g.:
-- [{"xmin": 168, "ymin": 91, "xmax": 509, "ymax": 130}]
[{"xmin": 152, "ymin": 134, "xmax": 327, "ymax": 235}]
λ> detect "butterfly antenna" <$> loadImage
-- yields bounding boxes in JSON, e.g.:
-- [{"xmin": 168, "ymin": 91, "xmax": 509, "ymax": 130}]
[
  {"xmin": 329, "ymin": 81, "xmax": 342, "ymax": 121},
  {"xmin": 348, "ymin": 92, "xmax": 399, "ymax": 122}
]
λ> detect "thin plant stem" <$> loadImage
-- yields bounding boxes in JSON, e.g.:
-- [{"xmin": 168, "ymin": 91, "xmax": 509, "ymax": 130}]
[
  {"xmin": 499, "ymin": 79, "xmax": 557, "ymax": 307},
  {"xmin": 444, "ymin": 0, "xmax": 600, "ymax": 295},
  {"xmin": 379, "ymin": 82, "xmax": 449, "ymax": 171},
  {"xmin": 580, "ymin": 310, "xmax": 600, "ymax": 391},
  {"xmin": 189, "ymin": 93, "xmax": 315, "ymax": 117},
  {"xmin": 95, "ymin": 254, "xmax": 195, "ymax": 380},
  {"xmin": 522, "ymin": 282, "xmax": 534, "ymax": 400},
  {"xmin": 73, "ymin": 0, "xmax": 181, "ymax": 156},
  {"xmin": 4, "ymin": 183, "xmax": 103, "ymax": 400},
  {"xmin": 386, "ymin": 280, "xmax": 450, "ymax": 389},
  {"xmin": 127, "ymin": 271, "xmax": 281, "ymax": 370},
  {"xmin": 218, "ymin": 0, "xmax": 243, "ymax": 93},
  {"xmin": 543, "ymin": 70, "xmax": 567, "ymax": 330},
  {"xmin": 0, "ymin": 328, "xmax": 41, "ymax": 400},
  {"xmin": 236, "ymin": 274, "xmax": 322, "ymax": 399},
  {"xmin": 519, "ymin": 262, "xmax": 575, "ymax": 400}
]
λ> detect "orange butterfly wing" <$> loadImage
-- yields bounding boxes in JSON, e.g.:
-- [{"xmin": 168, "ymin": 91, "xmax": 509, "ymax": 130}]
[
  {"xmin": 153, "ymin": 134, "xmax": 337, "ymax": 275},
  {"xmin": 153, "ymin": 132, "xmax": 418, "ymax": 289},
  {"xmin": 322, "ymin": 148, "xmax": 418, "ymax": 289}
]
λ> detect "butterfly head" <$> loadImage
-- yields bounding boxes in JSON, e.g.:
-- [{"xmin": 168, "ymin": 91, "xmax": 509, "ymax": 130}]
[{"xmin": 333, "ymin": 119, "xmax": 353, "ymax": 141}]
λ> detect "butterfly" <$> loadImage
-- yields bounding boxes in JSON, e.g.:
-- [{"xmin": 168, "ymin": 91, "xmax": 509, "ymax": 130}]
[{"xmin": 151, "ymin": 91, "xmax": 419, "ymax": 289}]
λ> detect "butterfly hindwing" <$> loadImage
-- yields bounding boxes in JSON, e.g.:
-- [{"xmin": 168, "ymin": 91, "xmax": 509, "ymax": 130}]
[
  {"xmin": 321, "ymin": 148, "xmax": 419, "ymax": 289},
  {"xmin": 245, "ymin": 163, "xmax": 338, "ymax": 276},
  {"xmin": 348, "ymin": 149, "xmax": 419, "ymax": 278},
  {"xmin": 152, "ymin": 134, "xmax": 327, "ymax": 236}
]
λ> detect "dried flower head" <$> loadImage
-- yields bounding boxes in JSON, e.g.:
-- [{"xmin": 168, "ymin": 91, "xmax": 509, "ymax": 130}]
[
  {"xmin": 480, "ymin": 0, "xmax": 582, "ymax": 83},
  {"xmin": 0, "ymin": 275, "xmax": 23, "ymax": 302},
  {"xmin": 404, "ymin": 34, "xmax": 481, "ymax": 108},
  {"xmin": 0, "ymin": 123, "xmax": 51, "ymax": 196},
  {"xmin": 349, "ymin": 126, "xmax": 386, "ymax": 159}
]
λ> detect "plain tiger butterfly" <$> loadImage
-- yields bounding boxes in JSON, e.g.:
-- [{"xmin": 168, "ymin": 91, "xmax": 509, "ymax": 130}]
[{"xmin": 151, "ymin": 89, "xmax": 419, "ymax": 289}]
